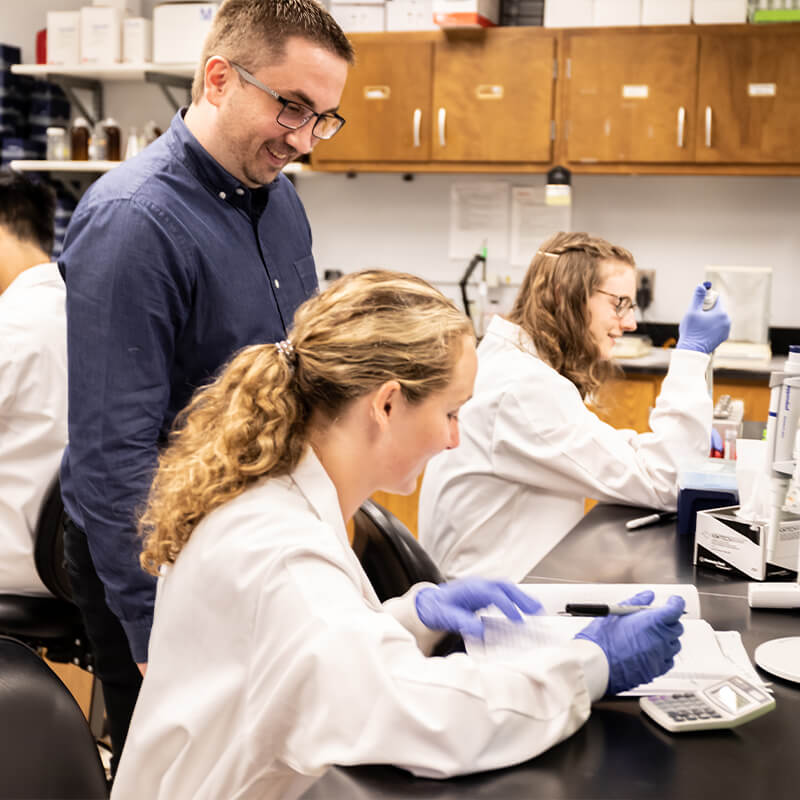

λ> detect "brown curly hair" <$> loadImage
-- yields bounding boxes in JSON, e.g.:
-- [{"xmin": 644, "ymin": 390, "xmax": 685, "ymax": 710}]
[
  {"xmin": 507, "ymin": 231, "xmax": 635, "ymax": 398},
  {"xmin": 139, "ymin": 269, "xmax": 473, "ymax": 575}
]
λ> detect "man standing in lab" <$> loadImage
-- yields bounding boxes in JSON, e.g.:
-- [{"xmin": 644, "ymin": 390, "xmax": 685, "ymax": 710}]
[{"xmin": 58, "ymin": 0, "xmax": 353, "ymax": 775}]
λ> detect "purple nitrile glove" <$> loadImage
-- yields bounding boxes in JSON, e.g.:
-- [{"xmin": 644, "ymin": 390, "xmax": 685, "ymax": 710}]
[
  {"xmin": 676, "ymin": 281, "xmax": 731, "ymax": 354},
  {"xmin": 575, "ymin": 590, "xmax": 685, "ymax": 695},
  {"xmin": 415, "ymin": 578, "xmax": 542, "ymax": 639}
]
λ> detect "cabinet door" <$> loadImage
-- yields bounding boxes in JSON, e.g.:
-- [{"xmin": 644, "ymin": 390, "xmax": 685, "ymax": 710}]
[
  {"xmin": 696, "ymin": 33, "xmax": 800, "ymax": 163},
  {"xmin": 565, "ymin": 32, "xmax": 698, "ymax": 163},
  {"xmin": 314, "ymin": 37, "xmax": 434, "ymax": 163},
  {"xmin": 432, "ymin": 29, "xmax": 556, "ymax": 163}
]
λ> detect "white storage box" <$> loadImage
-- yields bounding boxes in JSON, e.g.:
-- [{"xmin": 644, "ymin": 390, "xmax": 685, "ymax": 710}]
[
  {"xmin": 386, "ymin": 0, "xmax": 437, "ymax": 30},
  {"xmin": 593, "ymin": 0, "xmax": 641, "ymax": 27},
  {"xmin": 153, "ymin": 2, "xmax": 219, "ymax": 64},
  {"xmin": 331, "ymin": 2, "xmax": 386, "ymax": 31},
  {"xmin": 123, "ymin": 17, "xmax": 152, "ymax": 63},
  {"xmin": 694, "ymin": 505, "xmax": 800, "ymax": 581},
  {"xmin": 47, "ymin": 11, "xmax": 81, "ymax": 66},
  {"xmin": 641, "ymin": 0, "xmax": 691, "ymax": 24},
  {"xmin": 93, "ymin": 0, "xmax": 142, "ymax": 14},
  {"xmin": 693, "ymin": 0, "xmax": 748, "ymax": 24},
  {"xmin": 432, "ymin": 0, "xmax": 500, "ymax": 27},
  {"xmin": 81, "ymin": 7, "xmax": 122, "ymax": 64},
  {"xmin": 544, "ymin": 0, "xmax": 594, "ymax": 27}
]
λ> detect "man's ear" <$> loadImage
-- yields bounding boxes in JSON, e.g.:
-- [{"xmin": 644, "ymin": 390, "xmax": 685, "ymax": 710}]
[
  {"xmin": 371, "ymin": 380, "xmax": 402, "ymax": 430},
  {"xmin": 204, "ymin": 57, "xmax": 232, "ymax": 107}
]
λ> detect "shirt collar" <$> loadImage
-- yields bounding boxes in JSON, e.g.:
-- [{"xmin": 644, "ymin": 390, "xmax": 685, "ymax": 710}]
[
  {"xmin": 484, "ymin": 315, "xmax": 539, "ymax": 357},
  {"xmin": 166, "ymin": 108, "xmax": 281, "ymax": 221},
  {"xmin": 289, "ymin": 447, "xmax": 351, "ymax": 551},
  {"xmin": 4, "ymin": 262, "xmax": 60, "ymax": 293}
]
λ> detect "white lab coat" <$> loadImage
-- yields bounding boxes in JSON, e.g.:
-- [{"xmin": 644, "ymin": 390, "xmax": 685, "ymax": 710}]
[
  {"xmin": 111, "ymin": 448, "xmax": 607, "ymax": 800},
  {"xmin": 419, "ymin": 316, "xmax": 711, "ymax": 582},
  {"xmin": 0, "ymin": 263, "xmax": 67, "ymax": 595}
]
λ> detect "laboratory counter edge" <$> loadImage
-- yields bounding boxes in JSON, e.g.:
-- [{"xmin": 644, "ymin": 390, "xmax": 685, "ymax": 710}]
[{"xmin": 300, "ymin": 504, "xmax": 800, "ymax": 800}]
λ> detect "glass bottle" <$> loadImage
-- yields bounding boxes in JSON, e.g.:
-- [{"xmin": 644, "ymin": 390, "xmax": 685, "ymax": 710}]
[
  {"xmin": 102, "ymin": 117, "xmax": 121, "ymax": 161},
  {"xmin": 88, "ymin": 121, "xmax": 108, "ymax": 161},
  {"xmin": 70, "ymin": 117, "xmax": 91, "ymax": 161}
]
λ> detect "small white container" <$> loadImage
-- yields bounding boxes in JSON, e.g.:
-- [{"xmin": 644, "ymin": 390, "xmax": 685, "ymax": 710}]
[
  {"xmin": 80, "ymin": 6, "xmax": 123, "ymax": 64},
  {"xmin": 330, "ymin": 2, "xmax": 387, "ymax": 31},
  {"xmin": 544, "ymin": 0, "xmax": 594, "ymax": 27},
  {"xmin": 641, "ymin": 0, "xmax": 692, "ymax": 24},
  {"xmin": 593, "ymin": 0, "xmax": 641, "ymax": 27},
  {"xmin": 693, "ymin": 0, "xmax": 748, "ymax": 24},
  {"xmin": 123, "ymin": 17, "xmax": 152, "ymax": 63},
  {"xmin": 153, "ymin": 3, "xmax": 219, "ymax": 64},
  {"xmin": 46, "ymin": 11, "xmax": 81, "ymax": 66}
]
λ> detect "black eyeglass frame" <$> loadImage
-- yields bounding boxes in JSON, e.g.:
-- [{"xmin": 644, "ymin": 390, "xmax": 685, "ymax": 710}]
[
  {"xmin": 229, "ymin": 60, "xmax": 346, "ymax": 140},
  {"xmin": 595, "ymin": 288, "xmax": 637, "ymax": 317}
]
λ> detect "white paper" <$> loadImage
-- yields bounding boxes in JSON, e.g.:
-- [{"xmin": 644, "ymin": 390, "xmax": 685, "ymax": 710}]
[
  {"xmin": 510, "ymin": 186, "xmax": 572, "ymax": 267},
  {"xmin": 463, "ymin": 583, "xmax": 770, "ymax": 696},
  {"xmin": 448, "ymin": 182, "xmax": 509, "ymax": 261}
]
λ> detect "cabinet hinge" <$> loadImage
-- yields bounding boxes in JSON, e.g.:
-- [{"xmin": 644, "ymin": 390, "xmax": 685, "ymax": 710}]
[
  {"xmin": 551, "ymin": 120, "xmax": 556, "ymax": 141},
  {"xmin": 553, "ymin": 59, "xmax": 558, "ymax": 80}
]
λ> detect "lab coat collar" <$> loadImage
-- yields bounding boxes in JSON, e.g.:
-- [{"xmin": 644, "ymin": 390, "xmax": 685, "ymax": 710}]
[
  {"xmin": 484, "ymin": 315, "xmax": 538, "ymax": 358},
  {"xmin": 4, "ymin": 262, "xmax": 60, "ymax": 293},
  {"xmin": 289, "ymin": 448, "xmax": 351, "ymax": 552}
]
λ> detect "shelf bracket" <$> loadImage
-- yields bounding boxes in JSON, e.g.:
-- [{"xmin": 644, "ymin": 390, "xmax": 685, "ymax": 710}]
[
  {"xmin": 145, "ymin": 72, "xmax": 193, "ymax": 113},
  {"xmin": 46, "ymin": 74, "xmax": 103, "ymax": 126}
]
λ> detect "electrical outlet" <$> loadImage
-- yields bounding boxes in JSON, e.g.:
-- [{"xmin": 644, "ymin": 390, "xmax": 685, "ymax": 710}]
[{"xmin": 636, "ymin": 270, "xmax": 655, "ymax": 311}]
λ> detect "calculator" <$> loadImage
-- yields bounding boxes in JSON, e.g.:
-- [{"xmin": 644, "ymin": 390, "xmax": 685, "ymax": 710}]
[{"xmin": 639, "ymin": 676, "xmax": 775, "ymax": 732}]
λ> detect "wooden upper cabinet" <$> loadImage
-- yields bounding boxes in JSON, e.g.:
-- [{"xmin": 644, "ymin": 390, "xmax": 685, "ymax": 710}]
[
  {"xmin": 314, "ymin": 37, "xmax": 434, "ymax": 163},
  {"xmin": 696, "ymin": 31, "xmax": 800, "ymax": 164},
  {"xmin": 564, "ymin": 31, "xmax": 699, "ymax": 163},
  {"xmin": 432, "ymin": 28, "xmax": 556, "ymax": 163}
]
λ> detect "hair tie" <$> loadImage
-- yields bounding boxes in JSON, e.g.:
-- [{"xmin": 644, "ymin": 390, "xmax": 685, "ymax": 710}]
[{"xmin": 275, "ymin": 339, "xmax": 297, "ymax": 370}]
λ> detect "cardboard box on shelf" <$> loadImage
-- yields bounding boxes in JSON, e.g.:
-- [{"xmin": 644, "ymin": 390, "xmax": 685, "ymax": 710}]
[
  {"xmin": 386, "ymin": 0, "xmax": 437, "ymax": 30},
  {"xmin": 432, "ymin": 0, "xmax": 500, "ymax": 28},
  {"xmin": 123, "ymin": 17, "xmax": 152, "ymax": 63},
  {"xmin": 80, "ymin": 6, "xmax": 123, "ymax": 64},
  {"xmin": 153, "ymin": 3, "xmax": 219, "ymax": 64},
  {"xmin": 543, "ymin": 0, "xmax": 593, "ymax": 27},
  {"xmin": 641, "ymin": 0, "xmax": 691, "ymax": 25},
  {"xmin": 330, "ymin": 2, "xmax": 386, "ymax": 32},
  {"xmin": 46, "ymin": 11, "xmax": 81, "ymax": 66},
  {"xmin": 693, "ymin": 0, "xmax": 749, "ymax": 24},
  {"xmin": 92, "ymin": 0, "xmax": 142, "ymax": 14},
  {"xmin": 593, "ymin": 0, "xmax": 641, "ymax": 27}
]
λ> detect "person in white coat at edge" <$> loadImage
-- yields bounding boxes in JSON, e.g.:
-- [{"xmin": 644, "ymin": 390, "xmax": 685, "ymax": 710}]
[
  {"xmin": 419, "ymin": 231, "xmax": 731, "ymax": 582},
  {"xmin": 110, "ymin": 270, "xmax": 685, "ymax": 800}
]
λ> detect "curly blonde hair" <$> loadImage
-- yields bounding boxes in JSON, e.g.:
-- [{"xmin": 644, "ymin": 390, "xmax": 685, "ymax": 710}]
[
  {"xmin": 139, "ymin": 270, "xmax": 473, "ymax": 574},
  {"xmin": 507, "ymin": 231, "xmax": 635, "ymax": 399}
]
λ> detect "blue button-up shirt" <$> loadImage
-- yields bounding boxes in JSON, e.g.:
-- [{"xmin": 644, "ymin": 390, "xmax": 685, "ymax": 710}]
[{"xmin": 59, "ymin": 110, "xmax": 318, "ymax": 660}]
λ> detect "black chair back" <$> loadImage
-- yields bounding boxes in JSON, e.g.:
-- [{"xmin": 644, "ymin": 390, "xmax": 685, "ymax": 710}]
[
  {"xmin": 0, "ymin": 475, "xmax": 91, "ymax": 668},
  {"xmin": 351, "ymin": 499, "xmax": 464, "ymax": 656},
  {"xmin": 0, "ymin": 635, "xmax": 108, "ymax": 799}
]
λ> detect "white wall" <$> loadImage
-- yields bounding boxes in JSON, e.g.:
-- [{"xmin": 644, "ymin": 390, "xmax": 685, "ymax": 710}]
[{"xmin": 295, "ymin": 171, "xmax": 800, "ymax": 327}]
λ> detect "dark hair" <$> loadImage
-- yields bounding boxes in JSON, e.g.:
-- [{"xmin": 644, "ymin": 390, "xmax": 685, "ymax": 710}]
[
  {"xmin": 0, "ymin": 169, "xmax": 56, "ymax": 256},
  {"xmin": 192, "ymin": 0, "xmax": 355, "ymax": 103},
  {"xmin": 508, "ymin": 231, "xmax": 636, "ymax": 399}
]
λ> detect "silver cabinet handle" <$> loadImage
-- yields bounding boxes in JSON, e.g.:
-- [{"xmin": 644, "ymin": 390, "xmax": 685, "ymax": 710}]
[
  {"xmin": 413, "ymin": 108, "xmax": 421, "ymax": 148},
  {"xmin": 437, "ymin": 107, "xmax": 446, "ymax": 148},
  {"xmin": 705, "ymin": 106, "xmax": 712, "ymax": 148},
  {"xmin": 677, "ymin": 106, "xmax": 685, "ymax": 148}
]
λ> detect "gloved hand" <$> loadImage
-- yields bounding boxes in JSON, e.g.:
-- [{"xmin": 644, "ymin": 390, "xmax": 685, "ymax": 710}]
[
  {"xmin": 710, "ymin": 427, "xmax": 723, "ymax": 457},
  {"xmin": 415, "ymin": 578, "xmax": 542, "ymax": 639},
  {"xmin": 575, "ymin": 590, "xmax": 685, "ymax": 695},
  {"xmin": 676, "ymin": 281, "xmax": 731, "ymax": 354}
]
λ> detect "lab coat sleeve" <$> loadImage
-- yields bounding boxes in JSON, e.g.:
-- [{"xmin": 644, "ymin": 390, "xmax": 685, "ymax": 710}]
[
  {"xmin": 492, "ymin": 349, "xmax": 711, "ymax": 510},
  {"xmin": 246, "ymin": 545, "xmax": 599, "ymax": 781},
  {"xmin": 382, "ymin": 582, "xmax": 445, "ymax": 656}
]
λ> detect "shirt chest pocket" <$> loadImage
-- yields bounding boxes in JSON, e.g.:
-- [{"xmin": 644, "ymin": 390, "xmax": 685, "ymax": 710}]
[{"xmin": 292, "ymin": 255, "xmax": 318, "ymax": 296}]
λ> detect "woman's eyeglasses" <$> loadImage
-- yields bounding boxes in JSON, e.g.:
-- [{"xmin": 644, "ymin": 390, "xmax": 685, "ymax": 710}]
[{"xmin": 595, "ymin": 289, "xmax": 637, "ymax": 318}]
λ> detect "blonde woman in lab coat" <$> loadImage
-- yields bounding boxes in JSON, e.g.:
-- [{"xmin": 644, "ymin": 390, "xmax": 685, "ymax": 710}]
[
  {"xmin": 110, "ymin": 270, "xmax": 684, "ymax": 800},
  {"xmin": 419, "ymin": 231, "xmax": 731, "ymax": 582}
]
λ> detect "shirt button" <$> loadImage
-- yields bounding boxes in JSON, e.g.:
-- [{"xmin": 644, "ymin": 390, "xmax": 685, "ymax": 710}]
[
  {"xmin": 218, "ymin": 191, "xmax": 227, "ymax": 200},
  {"xmin": 274, "ymin": 279, "xmax": 280, "ymax": 289},
  {"xmin": 235, "ymin": 187, "xmax": 245, "ymax": 196}
]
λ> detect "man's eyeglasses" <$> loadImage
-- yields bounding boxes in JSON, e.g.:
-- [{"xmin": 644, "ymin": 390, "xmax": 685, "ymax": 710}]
[
  {"xmin": 229, "ymin": 61, "xmax": 346, "ymax": 140},
  {"xmin": 596, "ymin": 289, "xmax": 637, "ymax": 318}
]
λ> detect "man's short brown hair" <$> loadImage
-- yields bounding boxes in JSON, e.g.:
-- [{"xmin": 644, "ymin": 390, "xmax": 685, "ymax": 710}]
[{"xmin": 192, "ymin": 0, "xmax": 354, "ymax": 103}]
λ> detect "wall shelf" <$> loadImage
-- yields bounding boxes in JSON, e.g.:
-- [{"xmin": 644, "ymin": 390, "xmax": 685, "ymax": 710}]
[
  {"xmin": 10, "ymin": 159, "xmax": 120, "ymax": 173},
  {"xmin": 10, "ymin": 63, "xmax": 195, "ymax": 81}
]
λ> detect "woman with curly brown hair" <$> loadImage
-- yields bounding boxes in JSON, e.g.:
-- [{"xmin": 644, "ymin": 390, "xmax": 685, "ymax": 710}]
[
  {"xmin": 419, "ymin": 231, "xmax": 731, "ymax": 582},
  {"xmin": 111, "ymin": 269, "xmax": 685, "ymax": 800}
]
